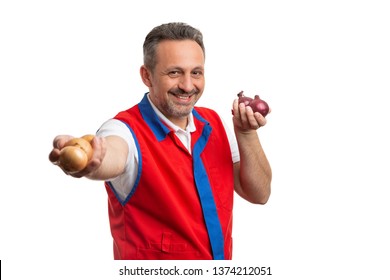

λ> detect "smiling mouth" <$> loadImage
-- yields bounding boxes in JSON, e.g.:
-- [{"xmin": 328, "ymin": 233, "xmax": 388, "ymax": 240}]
[{"xmin": 170, "ymin": 92, "xmax": 194, "ymax": 102}]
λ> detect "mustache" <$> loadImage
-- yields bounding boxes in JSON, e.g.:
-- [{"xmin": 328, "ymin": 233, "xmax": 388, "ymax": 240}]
[{"xmin": 169, "ymin": 88, "xmax": 199, "ymax": 96}]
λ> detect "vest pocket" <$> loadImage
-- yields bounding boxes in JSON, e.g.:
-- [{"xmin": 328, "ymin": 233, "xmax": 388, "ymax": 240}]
[{"xmin": 136, "ymin": 232, "xmax": 204, "ymax": 260}]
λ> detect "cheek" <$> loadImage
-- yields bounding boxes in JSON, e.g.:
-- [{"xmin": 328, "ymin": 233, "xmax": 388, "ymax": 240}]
[
  {"xmin": 194, "ymin": 78, "xmax": 205, "ymax": 90},
  {"xmin": 158, "ymin": 78, "xmax": 176, "ymax": 92}
]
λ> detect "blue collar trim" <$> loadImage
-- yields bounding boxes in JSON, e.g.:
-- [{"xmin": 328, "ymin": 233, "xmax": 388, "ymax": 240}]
[{"xmin": 138, "ymin": 93, "xmax": 171, "ymax": 141}]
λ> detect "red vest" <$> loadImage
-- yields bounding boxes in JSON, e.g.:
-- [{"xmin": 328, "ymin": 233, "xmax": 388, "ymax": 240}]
[{"xmin": 105, "ymin": 94, "xmax": 234, "ymax": 260}]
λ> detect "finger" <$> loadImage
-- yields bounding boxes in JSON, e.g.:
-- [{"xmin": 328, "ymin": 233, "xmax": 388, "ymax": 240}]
[
  {"xmin": 245, "ymin": 106, "xmax": 261, "ymax": 129},
  {"xmin": 254, "ymin": 112, "xmax": 267, "ymax": 127},
  {"xmin": 48, "ymin": 148, "xmax": 61, "ymax": 163},
  {"xmin": 232, "ymin": 99, "xmax": 239, "ymax": 116},
  {"xmin": 53, "ymin": 135, "xmax": 73, "ymax": 149},
  {"xmin": 238, "ymin": 102, "xmax": 248, "ymax": 124}
]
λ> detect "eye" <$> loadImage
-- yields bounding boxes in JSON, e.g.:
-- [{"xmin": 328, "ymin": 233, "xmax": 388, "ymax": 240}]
[
  {"xmin": 168, "ymin": 70, "xmax": 181, "ymax": 78},
  {"xmin": 192, "ymin": 70, "xmax": 204, "ymax": 78}
]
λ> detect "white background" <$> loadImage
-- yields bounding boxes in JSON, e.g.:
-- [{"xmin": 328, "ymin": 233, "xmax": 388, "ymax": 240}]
[{"xmin": 1, "ymin": 0, "xmax": 389, "ymax": 279}]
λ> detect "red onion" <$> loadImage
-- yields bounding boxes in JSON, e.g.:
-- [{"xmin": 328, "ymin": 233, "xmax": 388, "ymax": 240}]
[
  {"xmin": 233, "ymin": 91, "xmax": 270, "ymax": 117},
  {"xmin": 249, "ymin": 95, "xmax": 269, "ymax": 117}
]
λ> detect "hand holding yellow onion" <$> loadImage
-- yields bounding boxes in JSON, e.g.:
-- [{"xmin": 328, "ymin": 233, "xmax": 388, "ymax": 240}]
[{"xmin": 58, "ymin": 135, "xmax": 94, "ymax": 172}]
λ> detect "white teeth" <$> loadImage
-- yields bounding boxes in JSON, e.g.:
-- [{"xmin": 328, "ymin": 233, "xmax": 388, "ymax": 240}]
[{"xmin": 178, "ymin": 95, "xmax": 189, "ymax": 99}]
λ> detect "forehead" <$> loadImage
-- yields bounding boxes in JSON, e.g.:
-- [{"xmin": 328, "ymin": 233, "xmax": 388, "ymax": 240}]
[{"xmin": 155, "ymin": 40, "xmax": 205, "ymax": 67}]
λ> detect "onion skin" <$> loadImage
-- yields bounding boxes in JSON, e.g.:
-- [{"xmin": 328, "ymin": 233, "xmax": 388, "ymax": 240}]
[
  {"xmin": 81, "ymin": 134, "xmax": 94, "ymax": 144},
  {"xmin": 63, "ymin": 137, "xmax": 93, "ymax": 160},
  {"xmin": 58, "ymin": 137, "xmax": 93, "ymax": 172},
  {"xmin": 249, "ymin": 95, "xmax": 270, "ymax": 117},
  {"xmin": 237, "ymin": 91, "xmax": 253, "ymax": 106},
  {"xmin": 59, "ymin": 146, "xmax": 89, "ymax": 172}
]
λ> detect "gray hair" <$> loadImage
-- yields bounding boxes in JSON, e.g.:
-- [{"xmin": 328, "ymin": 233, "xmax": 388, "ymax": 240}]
[{"xmin": 143, "ymin": 22, "xmax": 205, "ymax": 71}]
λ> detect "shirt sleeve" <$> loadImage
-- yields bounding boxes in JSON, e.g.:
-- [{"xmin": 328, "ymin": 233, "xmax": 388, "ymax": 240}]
[{"xmin": 221, "ymin": 118, "xmax": 240, "ymax": 164}]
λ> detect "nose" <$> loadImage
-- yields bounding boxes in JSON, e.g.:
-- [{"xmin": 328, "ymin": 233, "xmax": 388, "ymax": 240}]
[{"xmin": 178, "ymin": 74, "xmax": 195, "ymax": 93}]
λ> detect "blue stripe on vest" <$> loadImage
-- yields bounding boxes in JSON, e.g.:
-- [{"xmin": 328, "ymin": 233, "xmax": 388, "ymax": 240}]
[
  {"xmin": 192, "ymin": 114, "xmax": 225, "ymax": 260},
  {"xmin": 105, "ymin": 121, "xmax": 143, "ymax": 206}
]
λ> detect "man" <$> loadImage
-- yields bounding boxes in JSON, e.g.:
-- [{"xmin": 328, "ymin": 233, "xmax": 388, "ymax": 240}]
[{"xmin": 49, "ymin": 22, "xmax": 272, "ymax": 260}]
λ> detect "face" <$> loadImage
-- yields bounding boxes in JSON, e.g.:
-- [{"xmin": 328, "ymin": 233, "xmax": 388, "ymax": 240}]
[{"xmin": 141, "ymin": 39, "xmax": 205, "ymax": 128}]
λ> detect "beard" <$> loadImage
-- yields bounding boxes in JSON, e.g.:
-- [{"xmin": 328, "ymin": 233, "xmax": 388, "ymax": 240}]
[{"xmin": 162, "ymin": 87, "xmax": 201, "ymax": 118}]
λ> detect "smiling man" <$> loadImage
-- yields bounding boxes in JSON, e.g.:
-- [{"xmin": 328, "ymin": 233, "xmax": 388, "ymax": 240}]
[{"xmin": 49, "ymin": 22, "xmax": 272, "ymax": 260}]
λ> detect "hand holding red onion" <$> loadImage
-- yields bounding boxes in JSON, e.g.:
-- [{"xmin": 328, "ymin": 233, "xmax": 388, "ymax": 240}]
[{"xmin": 236, "ymin": 91, "xmax": 270, "ymax": 117}]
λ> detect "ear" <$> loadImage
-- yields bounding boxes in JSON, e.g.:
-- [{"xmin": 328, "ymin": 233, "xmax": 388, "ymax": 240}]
[{"xmin": 140, "ymin": 65, "xmax": 153, "ymax": 87}]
